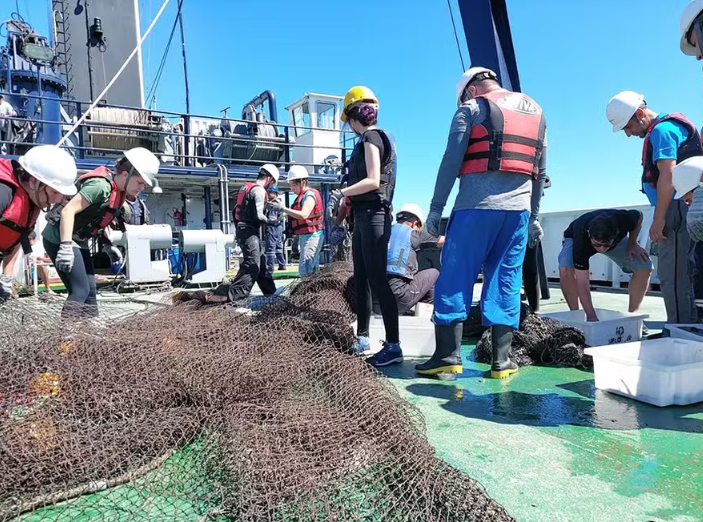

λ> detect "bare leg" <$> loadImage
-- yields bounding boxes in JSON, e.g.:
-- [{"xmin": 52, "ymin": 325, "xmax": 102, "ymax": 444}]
[
  {"xmin": 559, "ymin": 267, "xmax": 579, "ymax": 310},
  {"xmin": 627, "ymin": 269, "xmax": 651, "ymax": 313}
]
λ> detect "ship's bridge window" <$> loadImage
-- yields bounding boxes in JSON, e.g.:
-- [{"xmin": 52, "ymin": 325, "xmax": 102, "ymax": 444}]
[
  {"xmin": 292, "ymin": 103, "xmax": 310, "ymax": 137},
  {"xmin": 317, "ymin": 102, "xmax": 336, "ymax": 130}
]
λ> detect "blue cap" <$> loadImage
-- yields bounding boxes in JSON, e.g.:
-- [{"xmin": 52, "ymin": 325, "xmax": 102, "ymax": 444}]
[{"xmin": 268, "ymin": 186, "xmax": 279, "ymax": 193}]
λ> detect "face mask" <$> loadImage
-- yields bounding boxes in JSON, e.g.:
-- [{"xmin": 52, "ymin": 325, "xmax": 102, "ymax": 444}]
[{"xmin": 687, "ymin": 187, "xmax": 703, "ymax": 242}]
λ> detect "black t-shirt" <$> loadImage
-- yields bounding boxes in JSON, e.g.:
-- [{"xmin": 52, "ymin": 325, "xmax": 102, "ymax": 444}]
[
  {"xmin": 563, "ymin": 209, "xmax": 642, "ymax": 270},
  {"xmin": 0, "ymin": 182, "xmax": 13, "ymax": 216},
  {"xmin": 348, "ymin": 130, "xmax": 389, "ymax": 207}
]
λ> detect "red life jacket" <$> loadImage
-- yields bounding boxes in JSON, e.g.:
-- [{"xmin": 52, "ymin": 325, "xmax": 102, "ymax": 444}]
[
  {"xmin": 460, "ymin": 90, "xmax": 546, "ymax": 179},
  {"xmin": 641, "ymin": 113, "xmax": 703, "ymax": 190},
  {"xmin": 72, "ymin": 166, "xmax": 126, "ymax": 241},
  {"xmin": 233, "ymin": 182, "xmax": 259, "ymax": 225},
  {"xmin": 0, "ymin": 159, "xmax": 39, "ymax": 255},
  {"xmin": 290, "ymin": 188, "xmax": 324, "ymax": 235}
]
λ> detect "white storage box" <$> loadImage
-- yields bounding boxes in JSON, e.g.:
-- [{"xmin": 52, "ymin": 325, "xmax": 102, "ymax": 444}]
[
  {"xmin": 542, "ymin": 309, "xmax": 648, "ymax": 347},
  {"xmin": 353, "ymin": 315, "xmax": 435, "ymax": 357},
  {"xmin": 664, "ymin": 324, "xmax": 703, "ymax": 342},
  {"xmin": 584, "ymin": 339, "xmax": 703, "ymax": 407}
]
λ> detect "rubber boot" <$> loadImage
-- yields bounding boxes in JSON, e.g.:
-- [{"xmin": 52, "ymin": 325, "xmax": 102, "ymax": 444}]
[
  {"xmin": 490, "ymin": 324, "xmax": 518, "ymax": 379},
  {"xmin": 415, "ymin": 322, "xmax": 463, "ymax": 375}
]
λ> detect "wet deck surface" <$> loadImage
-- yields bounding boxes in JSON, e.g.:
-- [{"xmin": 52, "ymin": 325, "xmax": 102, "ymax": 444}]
[{"xmin": 381, "ymin": 286, "xmax": 703, "ymax": 522}]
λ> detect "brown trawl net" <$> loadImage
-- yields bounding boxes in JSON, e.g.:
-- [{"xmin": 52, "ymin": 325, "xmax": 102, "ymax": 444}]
[{"xmin": 0, "ymin": 262, "xmax": 515, "ymax": 522}]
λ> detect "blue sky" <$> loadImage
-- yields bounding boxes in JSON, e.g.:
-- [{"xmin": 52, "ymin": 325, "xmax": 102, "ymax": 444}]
[{"xmin": 5, "ymin": 0, "xmax": 703, "ymax": 215}]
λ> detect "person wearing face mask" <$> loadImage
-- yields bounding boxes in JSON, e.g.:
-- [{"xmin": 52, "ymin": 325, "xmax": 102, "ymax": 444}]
[
  {"xmin": 416, "ymin": 67, "xmax": 546, "ymax": 380},
  {"xmin": 558, "ymin": 209, "xmax": 652, "ymax": 322},
  {"xmin": 42, "ymin": 147, "xmax": 160, "ymax": 315},
  {"xmin": 0, "ymin": 145, "xmax": 77, "ymax": 301},
  {"xmin": 606, "ymin": 92, "xmax": 700, "ymax": 325},
  {"xmin": 334, "ymin": 85, "xmax": 401, "ymax": 367}
]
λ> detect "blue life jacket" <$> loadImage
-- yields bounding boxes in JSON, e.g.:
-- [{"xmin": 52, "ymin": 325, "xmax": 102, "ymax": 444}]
[{"xmin": 387, "ymin": 223, "xmax": 413, "ymax": 278}]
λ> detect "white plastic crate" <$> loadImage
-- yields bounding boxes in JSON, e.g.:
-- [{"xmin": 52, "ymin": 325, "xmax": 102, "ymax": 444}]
[
  {"xmin": 542, "ymin": 309, "xmax": 648, "ymax": 346},
  {"xmin": 352, "ymin": 315, "xmax": 435, "ymax": 357},
  {"xmin": 584, "ymin": 339, "xmax": 703, "ymax": 407},
  {"xmin": 664, "ymin": 324, "xmax": 703, "ymax": 342}
]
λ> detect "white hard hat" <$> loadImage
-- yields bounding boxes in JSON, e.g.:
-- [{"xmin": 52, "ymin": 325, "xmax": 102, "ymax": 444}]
[
  {"xmin": 680, "ymin": 0, "xmax": 703, "ymax": 56},
  {"xmin": 397, "ymin": 203, "xmax": 425, "ymax": 225},
  {"xmin": 673, "ymin": 156, "xmax": 703, "ymax": 199},
  {"xmin": 286, "ymin": 165, "xmax": 309, "ymax": 182},
  {"xmin": 18, "ymin": 145, "xmax": 78, "ymax": 196},
  {"xmin": 260, "ymin": 163, "xmax": 279, "ymax": 183},
  {"xmin": 455, "ymin": 67, "xmax": 498, "ymax": 107},
  {"xmin": 123, "ymin": 147, "xmax": 160, "ymax": 187},
  {"xmin": 606, "ymin": 91, "xmax": 645, "ymax": 132}
]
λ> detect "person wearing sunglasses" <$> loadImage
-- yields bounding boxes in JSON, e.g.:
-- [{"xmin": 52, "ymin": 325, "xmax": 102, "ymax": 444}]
[{"xmin": 558, "ymin": 209, "xmax": 653, "ymax": 322}]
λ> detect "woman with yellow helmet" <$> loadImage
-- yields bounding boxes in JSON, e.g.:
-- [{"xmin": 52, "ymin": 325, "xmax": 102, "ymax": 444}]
[{"xmin": 336, "ymin": 85, "xmax": 401, "ymax": 367}]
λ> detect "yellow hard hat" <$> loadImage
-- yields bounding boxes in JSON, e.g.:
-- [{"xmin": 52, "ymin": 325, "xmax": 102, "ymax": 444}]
[{"xmin": 341, "ymin": 85, "xmax": 378, "ymax": 122}]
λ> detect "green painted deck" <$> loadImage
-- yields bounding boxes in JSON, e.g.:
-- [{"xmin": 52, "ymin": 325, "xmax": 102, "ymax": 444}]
[{"xmin": 380, "ymin": 286, "xmax": 703, "ymax": 522}]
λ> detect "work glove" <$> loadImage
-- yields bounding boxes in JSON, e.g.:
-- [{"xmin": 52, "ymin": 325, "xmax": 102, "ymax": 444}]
[
  {"xmin": 528, "ymin": 216, "xmax": 544, "ymax": 248},
  {"xmin": 688, "ymin": 188, "xmax": 703, "ymax": 243},
  {"xmin": 426, "ymin": 205, "xmax": 443, "ymax": 237},
  {"xmin": 268, "ymin": 197, "xmax": 284, "ymax": 211},
  {"xmin": 55, "ymin": 241, "xmax": 75, "ymax": 273},
  {"xmin": 326, "ymin": 189, "xmax": 344, "ymax": 220},
  {"xmin": 0, "ymin": 274, "xmax": 13, "ymax": 301}
]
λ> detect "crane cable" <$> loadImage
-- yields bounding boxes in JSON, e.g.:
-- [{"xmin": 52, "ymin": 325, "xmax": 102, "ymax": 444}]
[
  {"xmin": 145, "ymin": 0, "xmax": 184, "ymax": 108},
  {"xmin": 446, "ymin": 0, "xmax": 466, "ymax": 71},
  {"xmin": 58, "ymin": 0, "xmax": 172, "ymax": 147}
]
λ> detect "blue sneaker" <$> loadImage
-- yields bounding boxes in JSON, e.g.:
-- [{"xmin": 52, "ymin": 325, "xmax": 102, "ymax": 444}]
[
  {"xmin": 352, "ymin": 336, "xmax": 371, "ymax": 354},
  {"xmin": 366, "ymin": 342, "xmax": 403, "ymax": 367}
]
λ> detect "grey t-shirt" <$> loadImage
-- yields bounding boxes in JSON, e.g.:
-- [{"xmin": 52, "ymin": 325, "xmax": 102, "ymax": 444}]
[{"xmin": 430, "ymin": 91, "xmax": 547, "ymax": 215}]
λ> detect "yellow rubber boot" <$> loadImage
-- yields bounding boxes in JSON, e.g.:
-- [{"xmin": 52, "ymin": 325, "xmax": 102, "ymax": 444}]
[
  {"xmin": 415, "ymin": 322, "xmax": 463, "ymax": 376},
  {"xmin": 489, "ymin": 324, "xmax": 518, "ymax": 379}
]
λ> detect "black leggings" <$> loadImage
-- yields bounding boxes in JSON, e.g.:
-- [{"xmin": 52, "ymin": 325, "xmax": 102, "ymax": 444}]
[
  {"xmin": 352, "ymin": 206, "xmax": 399, "ymax": 343},
  {"xmin": 44, "ymin": 239, "xmax": 98, "ymax": 316}
]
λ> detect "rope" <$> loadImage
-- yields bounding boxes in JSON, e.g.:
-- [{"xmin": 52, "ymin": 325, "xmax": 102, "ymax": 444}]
[
  {"xmin": 446, "ymin": 0, "xmax": 466, "ymax": 71},
  {"xmin": 57, "ymin": 0, "xmax": 172, "ymax": 147}
]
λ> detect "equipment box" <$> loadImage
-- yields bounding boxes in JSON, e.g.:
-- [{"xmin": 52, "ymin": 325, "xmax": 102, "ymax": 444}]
[
  {"xmin": 584, "ymin": 339, "xmax": 703, "ymax": 407},
  {"xmin": 353, "ymin": 316, "xmax": 435, "ymax": 357},
  {"xmin": 542, "ymin": 309, "xmax": 648, "ymax": 347},
  {"xmin": 664, "ymin": 323, "xmax": 703, "ymax": 342}
]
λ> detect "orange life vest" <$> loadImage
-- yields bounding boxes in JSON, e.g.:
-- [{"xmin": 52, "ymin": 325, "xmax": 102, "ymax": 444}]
[
  {"xmin": 0, "ymin": 159, "xmax": 39, "ymax": 255},
  {"xmin": 290, "ymin": 188, "xmax": 324, "ymax": 235},
  {"xmin": 460, "ymin": 90, "xmax": 546, "ymax": 179}
]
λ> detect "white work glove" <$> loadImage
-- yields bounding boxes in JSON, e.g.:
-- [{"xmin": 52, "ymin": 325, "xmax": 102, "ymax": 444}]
[
  {"xmin": 268, "ymin": 197, "xmax": 284, "ymax": 211},
  {"xmin": 55, "ymin": 241, "xmax": 75, "ymax": 273},
  {"xmin": 528, "ymin": 216, "xmax": 544, "ymax": 248},
  {"xmin": 426, "ymin": 206, "xmax": 443, "ymax": 237},
  {"xmin": 0, "ymin": 274, "xmax": 13, "ymax": 301}
]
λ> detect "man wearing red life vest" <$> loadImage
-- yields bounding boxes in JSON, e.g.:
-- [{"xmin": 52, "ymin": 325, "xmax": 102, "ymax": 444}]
[
  {"xmin": 606, "ymin": 92, "xmax": 698, "ymax": 326},
  {"xmin": 210, "ymin": 164, "xmax": 280, "ymax": 303},
  {"xmin": 416, "ymin": 67, "xmax": 547, "ymax": 380},
  {"xmin": 0, "ymin": 145, "xmax": 78, "ymax": 300},
  {"xmin": 42, "ymin": 147, "xmax": 160, "ymax": 315},
  {"xmin": 280, "ymin": 165, "xmax": 324, "ymax": 278}
]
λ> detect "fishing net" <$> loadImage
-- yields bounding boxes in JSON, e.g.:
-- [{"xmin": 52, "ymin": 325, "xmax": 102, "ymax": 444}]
[
  {"xmin": 474, "ymin": 312, "xmax": 592, "ymax": 369},
  {"xmin": 0, "ymin": 262, "xmax": 515, "ymax": 522}
]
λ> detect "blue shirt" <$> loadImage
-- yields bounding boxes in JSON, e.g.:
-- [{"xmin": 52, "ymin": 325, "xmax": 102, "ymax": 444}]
[{"xmin": 643, "ymin": 113, "xmax": 689, "ymax": 206}]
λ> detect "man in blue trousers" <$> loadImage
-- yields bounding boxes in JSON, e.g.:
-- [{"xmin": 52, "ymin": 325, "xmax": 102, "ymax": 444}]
[
  {"xmin": 265, "ymin": 186, "xmax": 286, "ymax": 272},
  {"xmin": 417, "ymin": 67, "xmax": 547, "ymax": 379}
]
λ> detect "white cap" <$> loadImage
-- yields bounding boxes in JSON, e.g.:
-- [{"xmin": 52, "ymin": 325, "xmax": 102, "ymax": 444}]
[
  {"xmin": 18, "ymin": 145, "xmax": 78, "ymax": 196},
  {"xmin": 455, "ymin": 67, "xmax": 498, "ymax": 107},
  {"xmin": 397, "ymin": 203, "xmax": 425, "ymax": 225},
  {"xmin": 606, "ymin": 91, "xmax": 645, "ymax": 132},
  {"xmin": 123, "ymin": 147, "xmax": 160, "ymax": 187},
  {"xmin": 673, "ymin": 156, "xmax": 703, "ymax": 199},
  {"xmin": 680, "ymin": 0, "xmax": 703, "ymax": 56},
  {"xmin": 286, "ymin": 165, "xmax": 309, "ymax": 182}
]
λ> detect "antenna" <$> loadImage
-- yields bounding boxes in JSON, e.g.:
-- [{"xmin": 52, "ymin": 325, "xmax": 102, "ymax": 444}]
[{"xmin": 220, "ymin": 106, "xmax": 230, "ymax": 119}]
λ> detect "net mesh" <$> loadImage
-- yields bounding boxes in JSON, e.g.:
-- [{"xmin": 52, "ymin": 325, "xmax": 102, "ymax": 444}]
[
  {"xmin": 474, "ymin": 311, "xmax": 592, "ymax": 369},
  {"xmin": 1, "ymin": 262, "xmax": 515, "ymax": 521}
]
